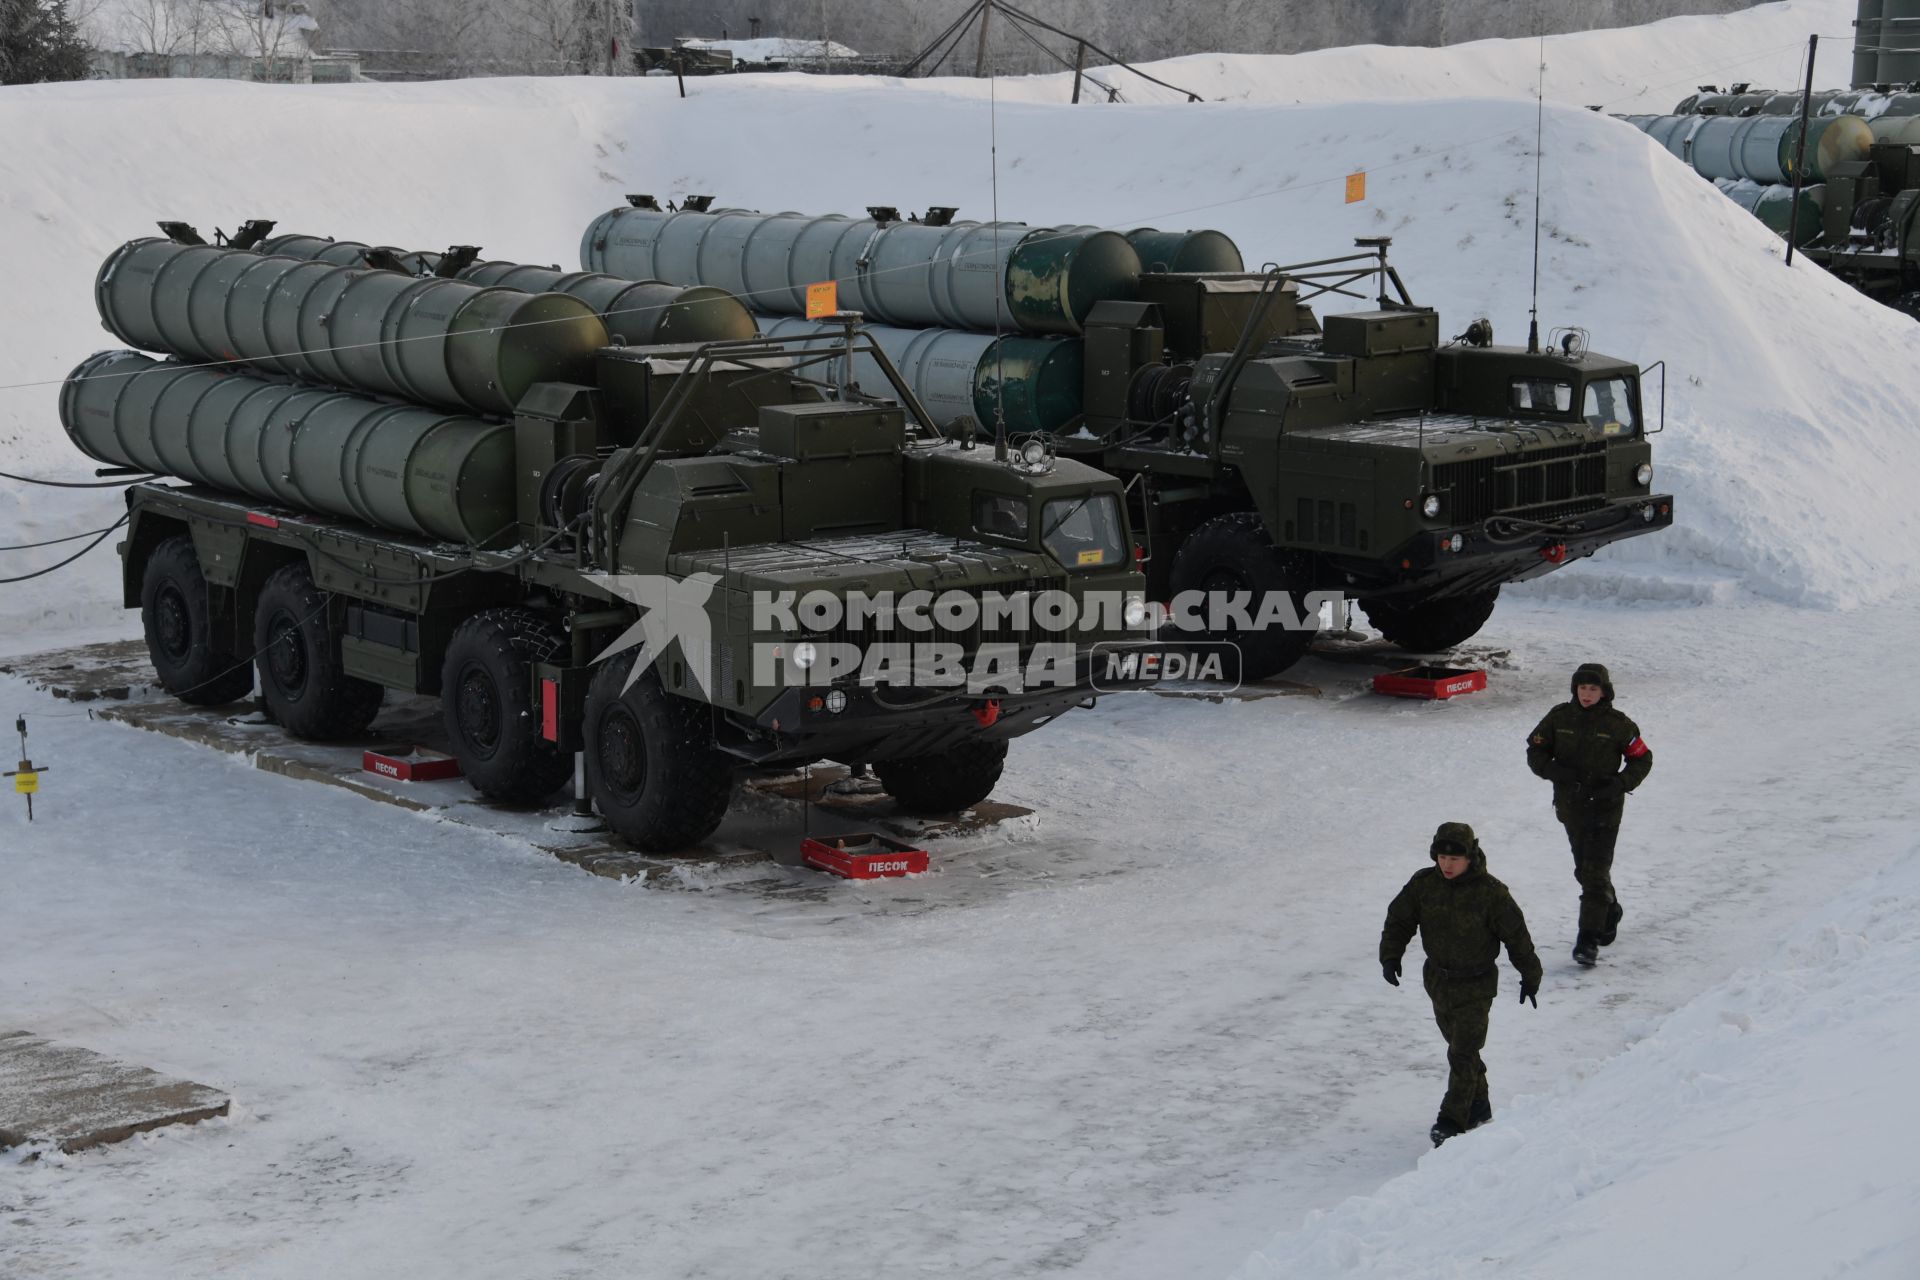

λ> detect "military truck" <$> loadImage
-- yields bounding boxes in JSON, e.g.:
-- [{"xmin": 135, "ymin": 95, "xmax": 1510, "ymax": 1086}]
[
  {"xmin": 62, "ymin": 228, "xmax": 1149, "ymax": 850},
  {"xmin": 1058, "ymin": 245, "xmax": 1673, "ymax": 676},
  {"xmin": 576, "ymin": 199, "xmax": 1673, "ymax": 678}
]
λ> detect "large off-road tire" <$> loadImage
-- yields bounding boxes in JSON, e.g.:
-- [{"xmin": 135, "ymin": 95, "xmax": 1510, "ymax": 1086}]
[
  {"xmin": 441, "ymin": 608, "xmax": 572, "ymax": 805},
  {"xmin": 252, "ymin": 562, "xmax": 384, "ymax": 740},
  {"xmin": 874, "ymin": 739, "xmax": 1009, "ymax": 815},
  {"xmin": 1168, "ymin": 511, "xmax": 1316, "ymax": 681},
  {"xmin": 140, "ymin": 535, "xmax": 253, "ymax": 706},
  {"xmin": 583, "ymin": 651, "xmax": 735, "ymax": 852},
  {"xmin": 1361, "ymin": 587, "xmax": 1500, "ymax": 653}
]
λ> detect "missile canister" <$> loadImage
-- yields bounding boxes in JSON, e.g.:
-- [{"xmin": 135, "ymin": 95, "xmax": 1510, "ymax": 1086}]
[
  {"xmin": 256, "ymin": 233, "xmax": 758, "ymax": 347},
  {"xmin": 1858, "ymin": 0, "xmax": 1886, "ymax": 88},
  {"xmin": 1630, "ymin": 114, "xmax": 1873, "ymax": 183},
  {"xmin": 61, "ymin": 350, "xmax": 515, "ymax": 545},
  {"xmin": 757, "ymin": 317, "xmax": 1082, "ymax": 436},
  {"xmin": 254, "ymin": 233, "xmax": 442, "ymax": 274},
  {"xmin": 94, "ymin": 239, "xmax": 607, "ymax": 416},
  {"xmin": 1125, "ymin": 228, "xmax": 1244, "ymax": 274},
  {"xmin": 1713, "ymin": 178, "xmax": 1826, "ymax": 246},
  {"xmin": 457, "ymin": 262, "xmax": 757, "ymax": 346},
  {"xmin": 1883, "ymin": 0, "xmax": 1920, "ymax": 85},
  {"xmin": 578, "ymin": 206, "xmax": 1141, "ymax": 336}
]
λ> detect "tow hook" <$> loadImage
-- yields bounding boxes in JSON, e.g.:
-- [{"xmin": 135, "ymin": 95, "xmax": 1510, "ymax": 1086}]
[
  {"xmin": 971, "ymin": 699, "xmax": 1002, "ymax": 728},
  {"xmin": 1540, "ymin": 542, "xmax": 1568, "ymax": 565}
]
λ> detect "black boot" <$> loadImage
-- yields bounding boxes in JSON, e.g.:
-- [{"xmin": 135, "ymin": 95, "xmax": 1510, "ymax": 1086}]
[
  {"xmin": 1468, "ymin": 1096, "xmax": 1492, "ymax": 1129},
  {"xmin": 1430, "ymin": 1113, "xmax": 1465, "ymax": 1147},
  {"xmin": 1599, "ymin": 902, "xmax": 1624, "ymax": 947},
  {"xmin": 1573, "ymin": 931, "xmax": 1599, "ymax": 966}
]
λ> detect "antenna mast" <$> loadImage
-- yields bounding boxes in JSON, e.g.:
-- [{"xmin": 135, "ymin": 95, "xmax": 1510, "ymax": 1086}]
[{"xmin": 1528, "ymin": 20, "xmax": 1546, "ymax": 355}]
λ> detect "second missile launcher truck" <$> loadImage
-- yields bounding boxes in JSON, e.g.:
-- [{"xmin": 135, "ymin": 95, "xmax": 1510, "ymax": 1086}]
[
  {"xmin": 63, "ymin": 226, "xmax": 1149, "ymax": 850},
  {"xmin": 579, "ymin": 202, "xmax": 1676, "ymax": 678}
]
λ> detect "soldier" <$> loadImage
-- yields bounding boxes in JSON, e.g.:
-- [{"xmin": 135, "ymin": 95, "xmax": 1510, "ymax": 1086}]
[
  {"xmin": 1380, "ymin": 821, "xmax": 1543, "ymax": 1147},
  {"xmin": 1526, "ymin": 663, "xmax": 1654, "ymax": 967}
]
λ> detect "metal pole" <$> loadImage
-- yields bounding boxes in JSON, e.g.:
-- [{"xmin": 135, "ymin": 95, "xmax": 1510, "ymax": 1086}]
[
  {"xmin": 675, "ymin": 52, "xmax": 686, "ymax": 97},
  {"xmin": 1071, "ymin": 39, "xmax": 1085, "ymax": 103},
  {"xmin": 975, "ymin": 0, "xmax": 994, "ymax": 77},
  {"xmin": 1787, "ymin": 34, "xmax": 1818, "ymax": 268}
]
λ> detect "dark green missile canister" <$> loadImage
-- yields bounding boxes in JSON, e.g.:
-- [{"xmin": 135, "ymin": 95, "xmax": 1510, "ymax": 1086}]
[
  {"xmin": 1125, "ymin": 228, "xmax": 1244, "ymax": 274},
  {"xmin": 94, "ymin": 239, "xmax": 607, "ymax": 416},
  {"xmin": 257, "ymin": 232, "xmax": 758, "ymax": 348},
  {"xmin": 579, "ymin": 206, "xmax": 1141, "ymax": 335},
  {"xmin": 458, "ymin": 262, "xmax": 757, "ymax": 346},
  {"xmin": 255, "ymin": 233, "xmax": 442, "ymax": 274},
  {"xmin": 61, "ymin": 350, "xmax": 516, "ymax": 545},
  {"xmin": 758, "ymin": 316, "xmax": 1081, "ymax": 435}
]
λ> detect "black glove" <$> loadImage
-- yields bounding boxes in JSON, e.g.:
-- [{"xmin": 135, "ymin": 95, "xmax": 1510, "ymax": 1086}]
[
  {"xmin": 1383, "ymin": 959, "xmax": 1401, "ymax": 987},
  {"xmin": 1588, "ymin": 777, "xmax": 1625, "ymax": 802},
  {"xmin": 1519, "ymin": 975, "xmax": 1539, "ymax": 1008}
]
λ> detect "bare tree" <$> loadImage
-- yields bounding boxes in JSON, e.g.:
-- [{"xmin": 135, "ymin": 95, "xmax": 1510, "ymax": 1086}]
[
  {"xmin": 202, "ymin": 0, "xmax": 314, "ymax": 79},
  {"xmin": 105, "ymin": 0, "xmax": 215, "ymax": 54},
  {"xmin": 501, "ymin": 0, "xmax": 600, "ymax": 74}
]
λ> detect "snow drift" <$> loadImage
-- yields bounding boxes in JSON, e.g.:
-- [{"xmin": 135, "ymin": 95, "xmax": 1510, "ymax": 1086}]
[{"xmin": 1235, "ymin": 836, "xmax": 1920, "ymax": 1279}]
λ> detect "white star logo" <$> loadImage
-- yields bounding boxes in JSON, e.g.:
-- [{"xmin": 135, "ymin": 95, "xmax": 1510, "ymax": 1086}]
[{"xmin": 589, "ymin": 573, "xmax": 721, "ymax": 698}]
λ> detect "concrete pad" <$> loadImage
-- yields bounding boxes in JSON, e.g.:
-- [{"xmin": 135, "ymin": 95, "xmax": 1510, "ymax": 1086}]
[
  {"xmin": 0, "ymin": 1030, "xmax": 229, "ymax": 1153},
  {"xmin": 0, "ymin": 642, "xmax": 1035, "ymax": 886}
]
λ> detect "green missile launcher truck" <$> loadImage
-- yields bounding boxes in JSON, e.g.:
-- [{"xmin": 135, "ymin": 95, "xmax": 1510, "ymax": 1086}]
[
  {"xmin": 1062, "ymin": 241, "xmax": 1674, "ymax": 676},
  {"xmin": 64, "ymin": 230, "xmax": 1148, "ymax": 851}
]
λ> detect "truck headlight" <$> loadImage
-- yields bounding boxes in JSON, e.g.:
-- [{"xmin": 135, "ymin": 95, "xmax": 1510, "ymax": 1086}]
[
  {"xmin": 1635, "ymin": 463, "xmax": 1653, "ymax": 486},
  {"xmin": 1421, "ymin": 495, "xmax": 1442, "ymax": 519},
  {"xmin": 793, "ymin": 641, "xmax": 818, "ymax": 670},
  {"xmin": 824, "ymin": 689, "xmax": 847, "ymax": 713},
  {"xmin": 1123, "ymin": 592, "xmax": 1149, "ymax": 628}
]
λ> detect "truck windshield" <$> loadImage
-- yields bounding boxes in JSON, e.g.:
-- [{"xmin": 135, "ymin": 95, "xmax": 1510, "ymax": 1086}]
[
  {"xmin": 1041, "ymin": 494, "xmax": 1126, "ymax": 571},
  {"xmin": 1582, "ymin": 377, "xmax": 1640, "ymax": 435},
  {"xmin": 1510, "ymin": 378, "xmax": 1573, "ymax": 416}
]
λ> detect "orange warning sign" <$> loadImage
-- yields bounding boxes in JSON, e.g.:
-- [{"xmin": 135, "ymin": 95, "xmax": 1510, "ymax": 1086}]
[
  {"xmin": 806, "ymin": 280, "xmax": 839, "ymax": 319},
  {"xmin": 1345, "ymin": 171, "xmax": 1367, "ymax": 204}
]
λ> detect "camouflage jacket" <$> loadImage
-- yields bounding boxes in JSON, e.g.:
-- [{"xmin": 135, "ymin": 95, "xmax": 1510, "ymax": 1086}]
[
  {"xmin": 1380, "ymin": 832, "xmax": 1543, "ymax": 984},
  {"xmin": 1526, "ymin": 662, "xmax": 1652, "ymax": 820}
]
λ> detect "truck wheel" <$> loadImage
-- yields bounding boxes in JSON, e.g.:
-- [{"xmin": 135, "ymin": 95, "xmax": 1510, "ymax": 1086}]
[
  {"xmin": 874, "ymin": 740, "xmax": 1008, "ymax": 815},
  {"xmin": 253, "ymin": 562, "xmax": 383, "ymax": 740},
  {"xmin": 1361, "ymin": 587, "xmax": 1500, "ymax": 653},
  {"xmin": 583, "ymin": 651, "xmax": 735, "ymax": 852},
  {"xmin": 441, "ymin": 609, "xmax": 572, "ymax": 805},
  {"xmin": 141, "ymin": 535, "xmax": 253, "ymax": 706},
  {"xmin": 1168, "ymin": 511, "xmax": 1315, "ymax": 681}
]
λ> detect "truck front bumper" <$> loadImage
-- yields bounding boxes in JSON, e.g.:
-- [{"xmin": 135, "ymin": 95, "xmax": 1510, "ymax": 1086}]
[
  {"xmin": 1348, "ymin": 493, "xmax": 1674, "ymax": 601},
  {"xmin": 723, "ymin": 642, "xmax": 1162, "ymax": 766}
]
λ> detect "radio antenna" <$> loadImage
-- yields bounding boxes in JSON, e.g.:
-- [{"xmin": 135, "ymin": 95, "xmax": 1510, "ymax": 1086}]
[{"xmin": 1528, "ymin": 18, "xmax": 1546, "ymax": 355}]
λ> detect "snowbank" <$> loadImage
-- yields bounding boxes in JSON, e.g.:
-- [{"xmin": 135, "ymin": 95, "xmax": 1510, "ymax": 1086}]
[
  {"xmin": 1235, "ymin": 838, "xmax": 1920, "ymax": 1279},
  {"xmin": 990, "ymin": 0, "xmax": 1856, "ymax": 112}
]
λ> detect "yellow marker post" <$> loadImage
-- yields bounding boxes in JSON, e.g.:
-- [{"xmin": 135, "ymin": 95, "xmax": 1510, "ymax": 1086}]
[
  {"xmin": 1345, "ymin": 172, "xmax": 1367, "ymax": 204},
  {"xmin": 806, "ymin": 280, "xmax": 839, "ymax": 319},
  {"xmin": 14, "ymin": 769, "xmax": 36, "ymax": 795}
]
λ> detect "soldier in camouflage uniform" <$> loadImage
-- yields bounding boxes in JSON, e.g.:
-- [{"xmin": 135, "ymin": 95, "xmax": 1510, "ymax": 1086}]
[
  {"xmin": 1527, "ymin": 662, "xmax": 1654, "ymax": 966},
  {"xmin": 1380, "ymin": 821, "xmax": 1543, "ymax": 1147}
]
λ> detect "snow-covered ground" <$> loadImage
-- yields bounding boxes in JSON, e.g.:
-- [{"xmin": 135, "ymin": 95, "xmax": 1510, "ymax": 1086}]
[
  {"xmin": 4, "ymin": 0, "xmax": 1918, "ymax": 1274},
  {"xmin": 6, "ymin": 597, "xmax": 1918, "ymax": 1279}
]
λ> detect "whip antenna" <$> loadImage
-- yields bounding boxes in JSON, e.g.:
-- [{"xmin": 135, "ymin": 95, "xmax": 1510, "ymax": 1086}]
[
  {"xmin": 1528, "ymin": 20, "xmax": 1546, "ymax": 355},
  {"xmin": 988, "ymin": 5, "xmax": 1008, "ymax": 462}
]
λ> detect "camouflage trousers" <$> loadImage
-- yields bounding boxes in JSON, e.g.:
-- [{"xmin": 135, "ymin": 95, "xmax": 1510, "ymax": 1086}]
[
  {"xmin": 1560, "ymin": 812, "xmax": 1621, "ymax": 934},
  {"xmin": 1423, "ymin": 965, "xmax": 1497, "ymax": 1130}
]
